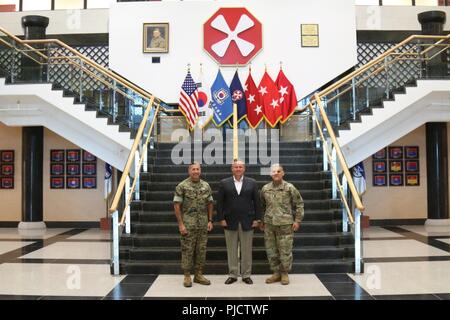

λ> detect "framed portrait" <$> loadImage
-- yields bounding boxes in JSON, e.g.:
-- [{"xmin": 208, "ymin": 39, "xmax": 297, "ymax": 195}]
[
  {"xmin": 50, "ymin": 177, "xmax": 64, "ymax": 189},
  {"xmin": 405, "ymin": 174, "xmax": 420, "ymax": 186},
  {"xmin": 405, "ymin": 146, "xmax": 419, "ymax": 159},
  {"xmin": 372, "ymin": 148, "xmax": 387, "ymax": 160},
  {"xmin": 1, "ymin": 150, "xmax": 14, "ymax": 162},
  {"xmin": 143, "ymin": 23, "xmax": 169, "ymax": 53},
  {"xmin": 50, "ymin": 149, "xmax": 64, "ymax": 162}
]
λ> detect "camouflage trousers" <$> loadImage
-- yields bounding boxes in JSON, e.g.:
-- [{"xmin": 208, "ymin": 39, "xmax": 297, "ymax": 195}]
[
  {"xmin": 264, "ymin": 223, "xmax": 294, "ymax": 273},
  {"xmin": 180, "ymin": 227, "xmax": 208, "ymax": 272}
]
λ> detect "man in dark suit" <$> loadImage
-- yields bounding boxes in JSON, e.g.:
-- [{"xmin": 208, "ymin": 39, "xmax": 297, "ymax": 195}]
[{"xmin": 216, "ymin": 160, "xmax": 262, "ymax": 285}]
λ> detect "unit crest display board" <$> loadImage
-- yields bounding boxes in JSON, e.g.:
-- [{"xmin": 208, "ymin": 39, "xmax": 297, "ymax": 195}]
[
  {"xmin": 372, "ymin": 146, "xmax": 419, "ymax": 187},
  {"xmin": 50, "ymin": 149, "xmax": 97, "ymax": 189},
  {"xmin": 0, "ymin": 150, "xmax": 14, "ymax": 189}
]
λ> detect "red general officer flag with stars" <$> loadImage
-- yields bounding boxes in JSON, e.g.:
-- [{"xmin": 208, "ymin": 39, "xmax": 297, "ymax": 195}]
[
  {"xmin": 259, "ymin": 71, "xmax": 282, "ymax": 127},
  {"xmin": 276, "ymin": 68, "xmax": 298, "ymax": 123},
  {"xmin": 244, "ymin": 71, "xmax": 264, "ymax": 129}
]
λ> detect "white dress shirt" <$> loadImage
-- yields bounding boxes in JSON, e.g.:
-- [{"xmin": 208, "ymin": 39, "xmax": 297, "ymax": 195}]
[{"xmin": 233, "ymin": 176, "xmax": 243, "ymax": 195}]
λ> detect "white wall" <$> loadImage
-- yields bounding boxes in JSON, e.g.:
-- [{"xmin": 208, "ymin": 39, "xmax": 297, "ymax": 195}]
[
  {"xmin": 362, "ymin": 126, "xmax": 427, "ymax": 220},
  {"xmin": 0, "ymin": 9, "xmax": 109, "ymax": 35},
  {"xmin": 109, "ymin": 0, "xmax": 358, "ymax": 103},
  {"xmin": 0, "ymin": 124, "xmax": 107, "ymax": 222},
  {"xmin": 356, "ymin": 5, "xmax": 450, "ymax": 30}
]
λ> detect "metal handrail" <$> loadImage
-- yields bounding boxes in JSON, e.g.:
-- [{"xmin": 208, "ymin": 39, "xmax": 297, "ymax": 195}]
[
  {"xmin": 120, "ymin": 103, "xmax": 160, "ymax": 225},
  {"xmin": 0, "ymin": 27, "xmax": 164, "ymax": 224},
  {"xmin": 317, "ymin": 34, "xmax": 450, "ymax": 98},
  {"xmin": 0, "ymin": 27, "xmax": 160, "ymax": 104},
  {"xmin": 308, "ymin": 34, "xmax": 450, "ymax": 221},
  {"xmin": 308, "ymin": 101, "xmax": 355, "ymax": 224}
]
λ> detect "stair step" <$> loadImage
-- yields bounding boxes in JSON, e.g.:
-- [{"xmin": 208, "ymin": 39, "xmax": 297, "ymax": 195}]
[
  {"xmin": 130, "ymin": 221, "xmax": 342, "ymax": 234},
  {"xmin": 154, "ymin": 141, "xmax": 318, "ymax": 150},
  {"xmin": 138, "ymin": 189, "xmax": 332, "ymax": 201},
  {"xmin": 150, "ymin": 148, "xmax": 322, "ymax": 158},
  {"xmin": 123, "ymin": 246, "xmax": 354, "ymax": 261},
  {"xmin": 120, "ymin": 259, "xmax": 355, "ymax": 274},
  {"xmin": 121, "ymin": 232, "xmax": 355, "ymax": 247},
  {"xmin": 141, "ymin": 180, "xmax": 332, "ymax": 191},
  {"xmin": 132, "ymin": 199, "xmax": 340, "ymax": 212},
  {"xmin": 148, "ymin": 155, "xmax": 323, "ymax": 165},
  {"xmin": 146, "ymin": 163, "xmax": 322, "ymax": 174},
  {"xmin": 131, "ymin": 209, "xmax": 341, "ymax": 223},
  {"xmin": 140, "ymin": 172, "xmax": 330, "ymax": 182}
]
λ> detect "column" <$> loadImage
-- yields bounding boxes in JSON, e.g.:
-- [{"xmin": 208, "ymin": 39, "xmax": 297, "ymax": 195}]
[
  {"xmin": 18, "ymin": 16, "xmax": 48, "ymax": 230},
  {"xmin": 418, "ymin": 11, "xmax": 450, "ymax": 225},
  {"xmin": 19, "ymin": 127, "xmax": 45, "ymax": 229},
  {"xmin": 426, "ymin": 123, "xmax": 449, "ymax": 224}
]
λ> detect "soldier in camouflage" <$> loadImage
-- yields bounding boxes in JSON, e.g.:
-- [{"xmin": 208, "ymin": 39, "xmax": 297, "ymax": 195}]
[
  {"xmin": 150, "ymin": 28, "xmax": 166, "ymax": 49},
  {"xmin": 260, "ymin": 164, "xmax": 304, "ymax": 285},
  {"xmin": 173, "ymin": 162, "xmax": 214, "ymax": 287}
]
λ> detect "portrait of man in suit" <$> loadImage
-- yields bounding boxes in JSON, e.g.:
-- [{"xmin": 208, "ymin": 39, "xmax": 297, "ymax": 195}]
[{"xmin": 216, "ymin": 159, "xmax": 262, "ymax": 285}]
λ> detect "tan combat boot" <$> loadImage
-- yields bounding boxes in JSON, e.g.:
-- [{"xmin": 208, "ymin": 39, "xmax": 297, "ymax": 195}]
[
  {"xmin": 265, "ymin": 273, "xmax": 281, "ymax": 284},
  {"xmin": 193, "ymin": 269, "xmax": 211, "ymax": 285},
  {"xmin": 281, "ymin": 273, "xmax": 289, "ymax": 285},
  {"xmin": 183, "ymin": 272, "xmax": 192, "ymax": 287}
]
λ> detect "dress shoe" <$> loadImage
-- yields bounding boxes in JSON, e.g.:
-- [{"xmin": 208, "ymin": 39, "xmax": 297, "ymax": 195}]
[
  {"xmin": 242, "ymin": 277, "xmax": 253, "ymax": 285},
  {"xmin": 224, "ymin": 277, "xmax": 237, "ymax": 284}
]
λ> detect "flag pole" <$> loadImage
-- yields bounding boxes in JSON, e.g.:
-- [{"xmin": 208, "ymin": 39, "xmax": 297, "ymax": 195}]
[
  {"xmin": 233, "ymin": 102, "xmax": 238, "ymax": 161},
  {"xmin": 233, "ymin": 62, "xmax": 239, "ymax": 161}
]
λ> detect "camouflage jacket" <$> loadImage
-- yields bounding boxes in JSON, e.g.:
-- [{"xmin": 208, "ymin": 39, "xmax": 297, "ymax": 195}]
[
  {"xmin": 150, "ymin": 37, "xmax": 165, "ymax": 48},
  {"xmin": 261, "ymin": 180, "xmax": 304, "ymax": 225},
  {"xmin": 173, "ymin": 178, "xmax": 213, "ymax": 229}
]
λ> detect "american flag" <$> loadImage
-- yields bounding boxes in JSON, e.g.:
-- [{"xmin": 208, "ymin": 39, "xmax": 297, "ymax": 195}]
[{"xmin": 179, "ymin": 71, "xmax": 199, "ymax": 129}]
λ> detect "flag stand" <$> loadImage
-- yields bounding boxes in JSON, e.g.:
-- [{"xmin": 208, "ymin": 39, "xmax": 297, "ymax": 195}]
[{"xmin": 233, "ymin": 103, "xmax": 238, "ymax": 161}]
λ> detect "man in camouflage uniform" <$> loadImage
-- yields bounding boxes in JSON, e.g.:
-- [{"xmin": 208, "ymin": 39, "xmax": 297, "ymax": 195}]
[
  {"xmin": 150, "ymin": 28, "xmax": 166, "ymax": 49},
  {"xmin": 173, "ymin": 162, "xmax": 214, "ymax": 287},
  {"xmin": 260, "ymin": 164, "xmax": 304, "ymax": 285}
]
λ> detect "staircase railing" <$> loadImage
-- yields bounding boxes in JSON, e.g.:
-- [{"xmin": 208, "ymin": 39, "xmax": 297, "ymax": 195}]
[
  {"xmin": 0, "ymin": 26, "xmax": 161, "ymax": 134},
  {"xmin": 314, "ymin": 34, "xmax": 450, "ymax": 131},
  {"xmin": 309, "ymin": 34, "xmax": 450, "ymax": 273},
  {"xmin": 0, "ymin": 26, "xmax": 165, "ymax": 275}
]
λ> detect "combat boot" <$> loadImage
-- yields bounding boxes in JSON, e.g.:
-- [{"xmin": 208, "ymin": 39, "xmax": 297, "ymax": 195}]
[
  {"xmin": 265, "ymin": 273, "xmax": 281, "ymax": 284},
  {"xmin": 183, "ymin": 272, "xmax": 192, "ymax": 287},
  {"xmin": 281, "ymin": 273, "xmax": 289, "ymax": 285},
  {"xmin": 193, "ymin": 269, "xmax": 211, "ymax": 285}
]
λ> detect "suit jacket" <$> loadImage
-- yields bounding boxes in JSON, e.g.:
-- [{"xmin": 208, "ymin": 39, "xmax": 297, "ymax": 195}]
[{"xmin": 215, "ymin": 176, "xmax": 262, "ymax": 231}]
